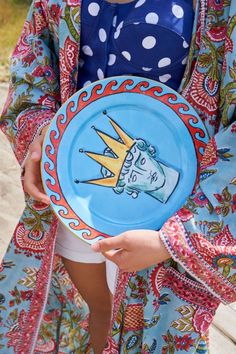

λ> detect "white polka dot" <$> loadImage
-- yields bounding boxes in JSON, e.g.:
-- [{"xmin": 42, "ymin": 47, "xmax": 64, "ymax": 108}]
[
  {"xmin": 117, "ymin": 21, "xmax": 124, "ymax": 31},
  {"xmin": 79, "ymin": 58, "xmax": 84, "ymax": 67},
  {"xmin": 114, "ymin": 30, "xmax": 120, "ymax": 39},
  {"xmin": 158, "ymin": 57, "xmax": 171, "ymax": 68},
  {"xmin": 82, "ymin": 45, "xmax": 93, "ymax": 56},
  {"xmin": 172, "ymin": 5, "xmax": 184, "ymax": 18},
  {"xmin": 99, "ymin": 28, "xmax": 107, "ymax": 42},
  {"xmin": 142, "ymin": 36, "xmax": 156, "ymax": 49},
  {"xmin": 114, "ymin": 21, "xmax": 123, "ymax": 39},
  {"xmin": 159, "ymin": 74, "xmax": 171, "ymax": 83},
  {"xmin": 182, "ymin": 56, "xmax": 188, "ymax": 65},
  {"xmin": 145, "ymin": 12, "xmax": 159, "ymax": 24},
  {"xmin": 97, "ymin": 68, "xmax": 104, "ymax": 79},
  {"xmin": 134, "ymin": 22, "xmax": 140, "ymax": 25},
  {"xmin": 183, "ymin": 40, "xmax": 189, "ymax": 48},
  {"xmin": 135, "ymin": 0, "xmax": 146, "ymax": 8},
  {"xmin": 108, "ymin": 54, "xmax": 116, "ymax": 66},
  {"xmin": 112, "ymin": 15, "xmax": 117, "ymax": 27},
  {"xmin": 83, "ymin": 80, "xmax": 91, "ymax": 87},
  {"xmin": 142, "ymin": 67, "xmax": 152, "ymax": 71},
  {"xmin": 88, "ymin": 2, "xmax": 100, "ymax": 16},
  {"xmin": 122, "ymin": 51, "xmax": 131, "ymax": 61}
]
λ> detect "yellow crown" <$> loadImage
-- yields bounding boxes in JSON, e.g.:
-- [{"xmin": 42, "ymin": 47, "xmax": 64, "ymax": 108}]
[{"xmin": 83, "ymin": 117, "xmax": 135, "ymax": 187}]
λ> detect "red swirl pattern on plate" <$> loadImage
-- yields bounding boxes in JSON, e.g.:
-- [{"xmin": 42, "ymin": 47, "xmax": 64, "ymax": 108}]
[{"xmin": 43, "ymin": 78, "xmax": 207, "ymax": 241}]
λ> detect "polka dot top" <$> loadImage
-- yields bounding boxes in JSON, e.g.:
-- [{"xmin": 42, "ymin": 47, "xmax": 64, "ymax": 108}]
[{"xmin": 77, "ymin": 0, "xmax": 194, "ymax": 91}]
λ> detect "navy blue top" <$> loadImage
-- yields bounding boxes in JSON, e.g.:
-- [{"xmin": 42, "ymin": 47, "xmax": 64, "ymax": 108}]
[{"xmin": 78, "ymin": 0, "xmax": 194, "ymax": 91}]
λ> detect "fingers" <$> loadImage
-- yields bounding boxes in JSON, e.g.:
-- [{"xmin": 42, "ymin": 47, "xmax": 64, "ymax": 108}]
[
  {"xmin": 24, "ymin": 173, "xmax": 50, "ymax": 204},
  {"xmin": 102, "ymin": 250, "xmax": 120, "ymax": 262},
  {"xmin": 24, "ymin": 136, "xmax": 50, "ymax": 204},
  {"xmin": 91, "ymin": 234, "xmax": 128, "ymax": 253},
  {"xmin": 102, "ymin": 249, "xmax": 129, "ymax": 271}
]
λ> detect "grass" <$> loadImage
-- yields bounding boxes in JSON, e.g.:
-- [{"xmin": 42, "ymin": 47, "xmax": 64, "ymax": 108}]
[{"xmin": 0, "ymin": 1, "xmax": 29, "ymax": 81}]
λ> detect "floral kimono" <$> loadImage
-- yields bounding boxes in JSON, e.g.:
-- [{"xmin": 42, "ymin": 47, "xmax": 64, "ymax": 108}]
[{"xmin": 0, "ymin": 0, "xmax": 236, "ymax": 353}]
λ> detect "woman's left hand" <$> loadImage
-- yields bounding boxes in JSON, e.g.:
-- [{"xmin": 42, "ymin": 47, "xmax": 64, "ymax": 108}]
[{"xmin": 91, "ymin": 230, "xmax": 171, "ymax": 272}]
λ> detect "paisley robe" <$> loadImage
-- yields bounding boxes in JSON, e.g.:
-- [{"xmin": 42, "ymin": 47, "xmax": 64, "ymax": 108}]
[{"xmin": 0, "ymin": 0, "xmax": 236, "ymax": 352}]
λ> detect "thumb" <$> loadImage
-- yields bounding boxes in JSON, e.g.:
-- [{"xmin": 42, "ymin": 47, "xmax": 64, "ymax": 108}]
[{"xmin": 91, "ymin": 234, "xmax": 128, "ymax": 252}]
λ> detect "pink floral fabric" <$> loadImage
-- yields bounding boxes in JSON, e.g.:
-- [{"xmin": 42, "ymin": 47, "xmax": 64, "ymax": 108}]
[{"xmin": 0, "ymin": 0, "xmax": 236, "ymax": 353}]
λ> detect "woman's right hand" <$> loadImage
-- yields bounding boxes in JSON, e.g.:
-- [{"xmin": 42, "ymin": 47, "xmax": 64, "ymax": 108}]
[{"xmin": 23, "ymin": 126, "xmax": 50, "ymax": 205}]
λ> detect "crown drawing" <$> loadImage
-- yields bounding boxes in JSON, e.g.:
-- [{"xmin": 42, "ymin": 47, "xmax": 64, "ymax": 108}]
[{"xmin": 79, "ymin": 112, "xmax": 135, "ymax": 187}]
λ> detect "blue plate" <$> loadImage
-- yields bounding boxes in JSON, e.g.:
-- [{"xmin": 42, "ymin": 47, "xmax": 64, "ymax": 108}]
[{"xmin": 41, "ymin": 76, "xmax": 208, "ymax": 244}]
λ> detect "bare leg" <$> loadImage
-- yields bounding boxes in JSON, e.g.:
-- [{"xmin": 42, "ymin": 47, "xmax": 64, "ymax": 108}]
[{"xmin": 62, "ymin": 258, "xmax": 112, "ymax": 354}]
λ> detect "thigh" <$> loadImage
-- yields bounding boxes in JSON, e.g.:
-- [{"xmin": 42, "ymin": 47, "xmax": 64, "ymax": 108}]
[
  {"xmin": 62, "ymin": 258, "xmax": 111, "ymax": 310},
  {"xmin": 56, "ymin": 223, "xmax": 113, "ymax": 305}
]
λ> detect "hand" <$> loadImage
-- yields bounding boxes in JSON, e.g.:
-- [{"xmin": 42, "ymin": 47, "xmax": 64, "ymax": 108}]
[
  {"xmin": 23, "ymin": 126, "xmax": 50, "ymax": 204},
  {"xmin": 91, "ymin": 230, "xmax": 171, "ymax": 272}
]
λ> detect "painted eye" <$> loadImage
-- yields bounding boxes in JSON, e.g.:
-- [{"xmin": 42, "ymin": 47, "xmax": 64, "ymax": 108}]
[
  {"xmin": 132, "ymin": 174, "xmax": 137, "ymax": 182},
  {"xmin": 141, "ymin": 157, "xmax": 146, "ymax": 165},
  {"xmin": 103, "ymin": 169, "xmax": 108, "ymax": 176}
]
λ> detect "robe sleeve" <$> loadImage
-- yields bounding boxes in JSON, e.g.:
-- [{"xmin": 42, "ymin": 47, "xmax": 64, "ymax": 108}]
[
  {"xmin": 0, "ymin": 0, "xmax": 60, "ymax": 166},
  {"xmin": 160, "ymin": 118, "xmax": 236, "ymax": 304},
  {"xmin": 159, "ymin": 0, "xmax": 236, "ymax": 305}
]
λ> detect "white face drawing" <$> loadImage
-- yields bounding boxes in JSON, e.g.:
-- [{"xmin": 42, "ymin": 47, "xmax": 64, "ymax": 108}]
[
  {"xmin": 123, "ymin": 146, "xmax": 166, "ymax": 192},
  {"xmin": 100, "ymin": 140, "xmax": 179, "ymax": 203}
]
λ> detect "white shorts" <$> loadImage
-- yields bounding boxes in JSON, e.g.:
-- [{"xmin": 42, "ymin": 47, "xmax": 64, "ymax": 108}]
[{"xmin": 55, "ymin": 222, "xmax": 118, "ymax": 294}]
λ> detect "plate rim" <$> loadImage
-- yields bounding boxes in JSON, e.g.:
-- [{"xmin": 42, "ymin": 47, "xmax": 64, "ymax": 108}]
[{"xmin": 41, "ymin": 75, "xmax": 209, "ymax": 243}]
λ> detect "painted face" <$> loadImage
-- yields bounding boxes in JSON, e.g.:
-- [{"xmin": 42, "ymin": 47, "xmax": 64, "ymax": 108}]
[{"xmin": 122, "ymin": 144, "xmax": 166, "ymax": 192}]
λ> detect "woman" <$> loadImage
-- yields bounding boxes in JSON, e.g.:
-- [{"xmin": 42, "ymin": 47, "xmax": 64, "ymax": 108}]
[{"xmin": 0, "ymin": 0, "xmax": 236, "ymax": 353}]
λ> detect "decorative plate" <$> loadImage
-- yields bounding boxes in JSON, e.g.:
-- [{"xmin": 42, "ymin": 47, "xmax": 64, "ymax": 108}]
[{"xmin": 41, "ymin": 76, "xmax": 208, "ymax": 244}]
